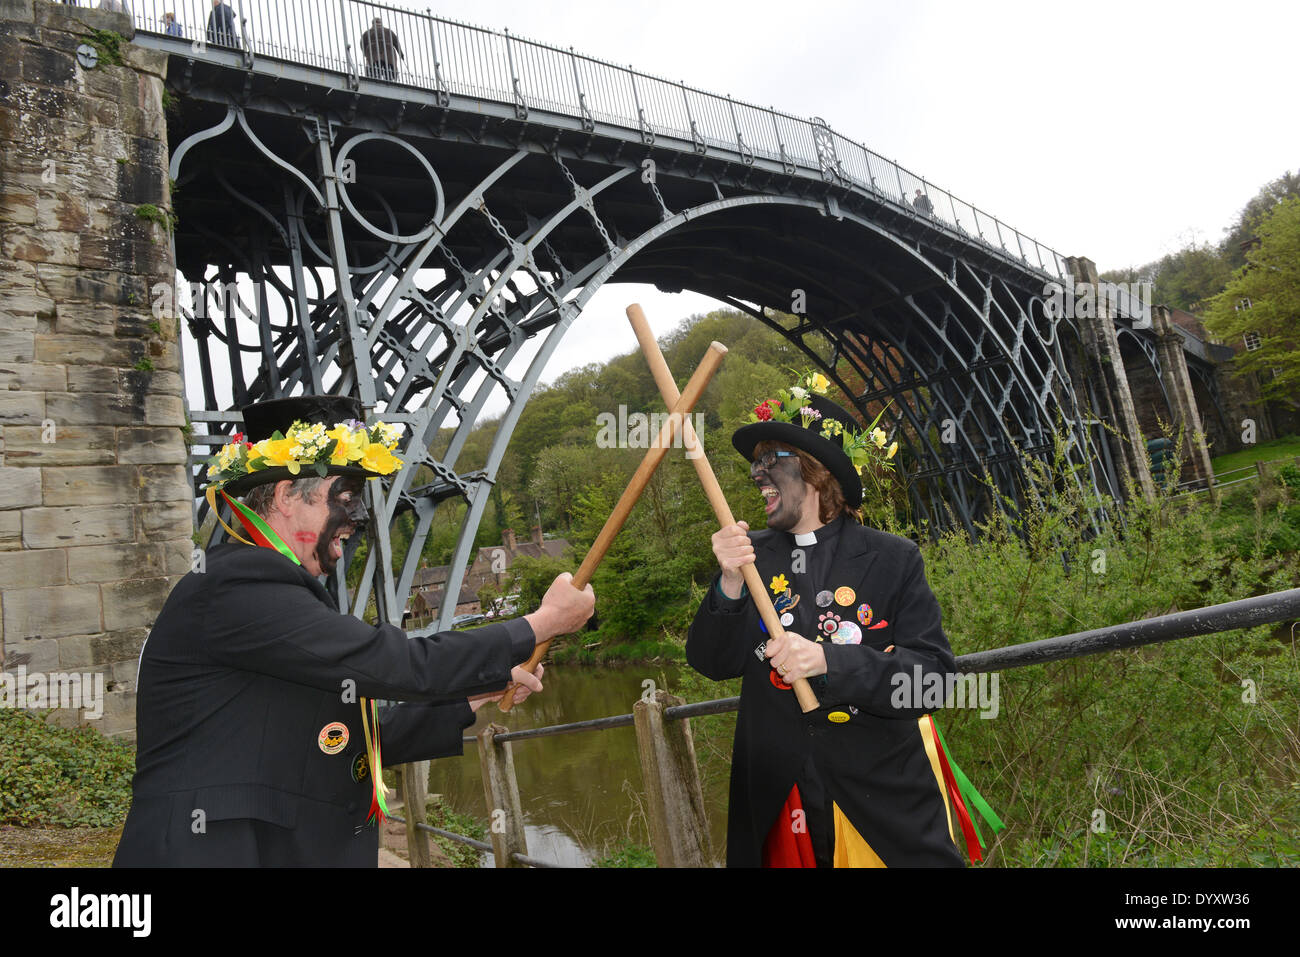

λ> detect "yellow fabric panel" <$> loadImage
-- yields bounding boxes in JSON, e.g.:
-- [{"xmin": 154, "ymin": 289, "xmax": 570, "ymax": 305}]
[
  {"xmin": 917, "ymin": 715, "xmax": 956, "ymax": 844},
  {"xmin": 832, "ymin": 801, "xmax": 887, "ymax": 868}
]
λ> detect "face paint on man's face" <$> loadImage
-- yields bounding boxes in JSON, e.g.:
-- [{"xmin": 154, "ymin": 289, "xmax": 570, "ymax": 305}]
[
  {"xmin": 315, "ymin": 477, "xmax": 368, "ymax": 576},
  {"xmin": 752, "ymin": 451, "xmax": 809, "ymax": 532}
]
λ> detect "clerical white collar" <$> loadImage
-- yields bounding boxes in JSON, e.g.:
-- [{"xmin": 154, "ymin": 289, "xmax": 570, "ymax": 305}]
[{"xmin": 793, "ymin": 530, "xmax": 818, "ymax": 546}]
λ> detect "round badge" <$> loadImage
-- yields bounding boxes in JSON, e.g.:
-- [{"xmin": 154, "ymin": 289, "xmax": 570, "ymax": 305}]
[
  {"xmin": 815, "ymin": 590, "xmax": 834, "ymax": 608},
  {"xmin": 818, "ymin": 611, "xmax": 841, "ymax": 636},
  {"xmin": 856, "ymin": 603, "xmax": 873, "ymax": 626},
  {"xmin": 780, "ymin": 612, "xmax": 794, "ymax": 627},
  {"xmin": 350, "ymin": 752, "xmax": 369, "ymax": 783},
  {"xmin": 318, "ymin": 721, "xmax": 349, "ymax": 755},
  {"xmin": 834, "ymin": 621, "xmax": 862, "ymax": 645},
  {"xmin": 834, "ymin": 587, "xmax": 856, "ymax": 606},
  {"xmin": 828, "ymin": 711, "xmax": 850, "ymax": 723},
  {"xmin": 769, "ymin": 669, "xmax": 792, "ymax": 691}
]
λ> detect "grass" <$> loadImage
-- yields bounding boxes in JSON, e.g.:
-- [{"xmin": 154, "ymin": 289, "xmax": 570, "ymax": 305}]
[
  {"xmin": 593, "ymin": 839, "xmax": 657, "ymax": 867},
  {"xmin": 551, "ymin": 637, "xmax": 685, "ymax": 666},
  {"xmin": 1210, "ymin": 432, "xmax": 1300, "ymax": 476},
  {"xmin": 424, "ymin": 797, "xmax": 487, "ymax": 868}
]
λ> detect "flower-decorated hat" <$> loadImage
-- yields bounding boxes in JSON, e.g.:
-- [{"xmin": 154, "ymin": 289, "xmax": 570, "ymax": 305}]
[
  {"xmin": 732, "ymin": 372, "xmax": 897, "ymax": 508},
  {"xmin": 204, "ymin": 395, "xmax": 403, "ymax": 496}
]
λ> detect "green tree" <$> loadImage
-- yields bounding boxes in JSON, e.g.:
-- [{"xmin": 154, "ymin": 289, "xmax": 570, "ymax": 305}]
[
  {"xmin": 1202, "ymin": 197, "xmax": 1300, "ymax": 407},
  {"xmin": 528, "ymin": 443, "xmax": 592, "ymax": 530},
  {"xmin": 1220, "ymin": 170, "xmax": 1300, "ymax": 270}
]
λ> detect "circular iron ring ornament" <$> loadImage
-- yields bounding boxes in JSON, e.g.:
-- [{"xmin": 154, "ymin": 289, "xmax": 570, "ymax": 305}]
[
  {"xmin": 334, "ymin": 133, "xmax": 445, "ymax": 245},
  {"xmin": 295, "ymin": 184, "xmax": 402, "ymax": 275}
]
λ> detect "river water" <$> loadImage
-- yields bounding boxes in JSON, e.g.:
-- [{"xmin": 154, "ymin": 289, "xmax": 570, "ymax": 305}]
[{"xmin": 425, "ymin": 663, "xmax": 734, "ymax": 867}]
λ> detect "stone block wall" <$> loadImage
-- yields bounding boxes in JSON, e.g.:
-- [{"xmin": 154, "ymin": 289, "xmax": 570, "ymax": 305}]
[{"xmin": 0, "ymin": 0, "xmax": 193, "ymax": 739}]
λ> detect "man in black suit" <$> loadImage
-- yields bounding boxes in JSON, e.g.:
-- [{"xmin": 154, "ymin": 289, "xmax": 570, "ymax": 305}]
[
  {"xmin": 114, "ymin": 396, "xmax": 594, "ymax": 866},
  {"xmin": 206, "ymin": 0, "xmax": 236, "ymax": 48},
  {"xmin": 687, "ymin": 379, "xmax": 966, "ymax": 867}
]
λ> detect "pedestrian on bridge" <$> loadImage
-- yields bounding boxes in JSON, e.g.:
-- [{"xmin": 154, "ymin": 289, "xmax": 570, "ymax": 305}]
[
  {"xmin": 687, "ymin": 372, "xmax": 979, "ymax": 867},
  {"xmin": 360, "ymin": 16, "xmax": 405, "ymax": 81},
  {"xmin": 913, "ymin": 188, "xmax": 936, "ymax": 217},
  {"xmin": 113, "ymin": 395, "xmax": 594, "ymax": 867},
  {"xmin": 206, "ymin": 0, "xmax": 237, "ymax": 49}
]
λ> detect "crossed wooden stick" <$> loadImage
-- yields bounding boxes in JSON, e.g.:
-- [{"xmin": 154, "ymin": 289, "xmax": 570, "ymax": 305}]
[{"xmin": 500, "ymin": 304, "xmax": 819, "ymax": 713}]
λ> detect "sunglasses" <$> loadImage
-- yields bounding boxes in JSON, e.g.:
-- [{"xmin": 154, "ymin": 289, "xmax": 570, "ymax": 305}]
[{"xmin": 751, "ymin": 450, "xmax": 798, "ymax": 471}]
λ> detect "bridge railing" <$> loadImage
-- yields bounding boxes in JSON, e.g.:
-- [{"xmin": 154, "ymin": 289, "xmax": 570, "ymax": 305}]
[{"xmin": 128, "ymin": 0, "xmax": 1069, "ymax": 280}]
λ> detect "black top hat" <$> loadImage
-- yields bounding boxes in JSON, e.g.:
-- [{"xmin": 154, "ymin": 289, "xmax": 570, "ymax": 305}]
[
  {"xmin": 216, "ymin": 395, "xmax": 375, "ymax": 497},
  {"xmin": 732, "ymin": 392, "xmax": 864, "ymax": 507}
]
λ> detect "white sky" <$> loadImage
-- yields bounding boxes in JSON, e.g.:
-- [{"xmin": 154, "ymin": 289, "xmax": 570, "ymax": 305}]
[
  {"xmin": 180, "ymin": 0, "xmax": 1299, "ymax": 419},
  {"xmin": 413, "ymin": 0, "xmax": 1298, "ymax": 413}
]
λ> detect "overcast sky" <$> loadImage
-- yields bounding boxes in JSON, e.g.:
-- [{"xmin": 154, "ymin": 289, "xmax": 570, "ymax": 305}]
[
  {"xmin": 182, "ymin": 0, "xmax": 1298, "ymax": 418},
  {"xmin": 410, "ymin": 0, "xmax": 1296, "ymax": 411}
]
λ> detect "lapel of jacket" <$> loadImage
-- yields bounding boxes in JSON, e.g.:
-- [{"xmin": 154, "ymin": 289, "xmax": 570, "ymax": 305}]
[
  {"xmin": 821, "ymin": 521, "xmax": 885, "ymax": 625},
  {"xmin": 752, "ymin": 529, "xmax": 794, "ymax": 595}
]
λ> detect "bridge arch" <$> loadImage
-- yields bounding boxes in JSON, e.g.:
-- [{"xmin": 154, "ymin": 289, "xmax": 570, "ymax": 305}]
[{"xmin": 169, "ymin": 109, "xmax": 1099, "ymax": 625}]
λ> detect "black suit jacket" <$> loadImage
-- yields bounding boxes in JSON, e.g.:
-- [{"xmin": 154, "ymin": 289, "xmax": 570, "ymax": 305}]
[
  {"xmin": 686, "ymin": 520, "xmax": 964, "ymax": 867},
  {"xmin": 113, "ymin": 543, "xmax": 534, "ymax": 867}
]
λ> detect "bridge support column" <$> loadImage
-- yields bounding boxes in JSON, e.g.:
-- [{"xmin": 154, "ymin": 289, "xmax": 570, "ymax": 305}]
[
  {"xmin": 0, "ymin": 0, "xmax": 193, "ymax": 738},
  {"xmin": 1067, "ymin": 257, "xmax": 1156, "ymax": 502},
  {"xmin": 1151, "ymin": 306, "xmax": 1217, "ymax": 500}
]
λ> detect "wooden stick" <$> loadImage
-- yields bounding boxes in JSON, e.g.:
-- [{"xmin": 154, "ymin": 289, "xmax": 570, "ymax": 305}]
[
  {"xmin": 627, "ymin": 303, "xmax": 820, "ymax": 713},
  {"xmin": 498, "ymin": 339, "xmax": 729, "ymax": 711}
]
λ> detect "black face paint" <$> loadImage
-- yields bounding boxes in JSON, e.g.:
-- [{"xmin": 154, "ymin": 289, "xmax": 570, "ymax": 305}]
[
  {"xmin": 315, "ymin": 476, "xmax": 368, "ymax": 577},
  {"xmin": 752, "ymin": 452, "xmax": 810, "ymax": 532}
]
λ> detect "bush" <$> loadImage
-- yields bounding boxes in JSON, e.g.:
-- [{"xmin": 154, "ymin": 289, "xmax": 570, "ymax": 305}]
[{"xmin": 0, "ymin": 710, "xmax": 135, "ymax": 827}]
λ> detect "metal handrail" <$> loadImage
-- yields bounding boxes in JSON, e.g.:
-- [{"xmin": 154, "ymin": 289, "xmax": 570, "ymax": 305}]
[{"xmin": 124, "ymin": 0, "xmax": 1069, "ymax": 280}]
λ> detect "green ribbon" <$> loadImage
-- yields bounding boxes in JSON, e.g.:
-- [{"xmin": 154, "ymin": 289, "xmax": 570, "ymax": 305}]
[
  {"xmin": 934, "ymin": 719, "xmax": 1005, "ymax": 849},
  {"xmin": 220, "ymin": 489, "xmax": 302, "ymax": 566}
]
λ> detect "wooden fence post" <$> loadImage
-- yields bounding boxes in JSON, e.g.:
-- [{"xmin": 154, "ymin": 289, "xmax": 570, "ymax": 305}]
[
  {"xmin": 399, "ymin": 760, "xmax": 432, "ymax": 867},
  {"xmin": 478, "ymin": 723, "xmax": 528, "ymax": 867},
  {"xmin": 633, "ymin": 690, "xmax": 714, "ymax": 867}
]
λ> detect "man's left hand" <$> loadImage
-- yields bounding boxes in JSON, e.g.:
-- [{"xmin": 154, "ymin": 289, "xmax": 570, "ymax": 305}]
[
  {"xmin": 763, "ymin": 629, "xmax": 826, "ymax": 682},
  {"xmin": 469, "ymin": 663, "xmax": 545, "ymax": 712}
]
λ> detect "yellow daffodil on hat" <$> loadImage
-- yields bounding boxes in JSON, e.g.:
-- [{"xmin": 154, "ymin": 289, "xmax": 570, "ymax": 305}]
[{"xmin": 203, "ymin": 396, "xmax": 405, "ymax": 496}]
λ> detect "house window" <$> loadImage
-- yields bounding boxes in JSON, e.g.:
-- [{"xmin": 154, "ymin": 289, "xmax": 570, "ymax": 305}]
[{"xmin": 1243, "ymin": 331, "xmax": 1261, "ymax": 351}]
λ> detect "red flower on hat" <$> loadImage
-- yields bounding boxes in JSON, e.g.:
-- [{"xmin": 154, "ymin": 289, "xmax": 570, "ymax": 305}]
[
  {"xmin": 754, "ymin": 399, "xmax": 781, "ymax": 421},
  {"xmin": 232, "ymin": 431, "xmax": 244, "ymax": 444}
]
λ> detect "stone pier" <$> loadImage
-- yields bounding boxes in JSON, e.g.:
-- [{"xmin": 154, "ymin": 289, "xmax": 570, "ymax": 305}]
[{"xmin": 0, "ymin": 0, "xmax": 192, "ymax": 738}]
